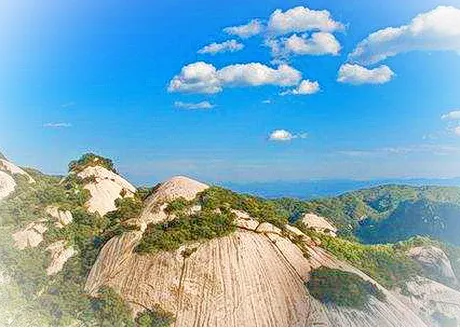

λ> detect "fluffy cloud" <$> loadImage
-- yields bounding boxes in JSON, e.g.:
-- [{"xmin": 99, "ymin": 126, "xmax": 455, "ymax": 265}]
[
  {"xmin": 280, "ymin": 80, "xmax": 320, "ymax": 96},
  {"xmin": 224, "ymin": 19, "xmax": 264, "ymax": 38},
  {"xmin": 168, "ymin": 62, "xmax": 302, "ymax": 94},
  {"xmin": 269, "ymin": 129, "xmax": 307, "ymax": 141},
  {"xmin": 198, "ymin": 39, "xmax": 244, "ymax": 55},
  {"xmin": 337, "ymin": 63, "xmax": 395, "ymax": 85},
  {"xmin": 267, "ymin": 6, "xmax": 344, "ymax": 36},
  {"xmin": 349, "ymin": 6, "xmax": 460, "ymax": 65},
  {"xmin": 269, "ymin": 129, "xmax": 294, "ymax": 141},
  {"xmin": 174, "ymin": 101, "xmax": 215, "ymax": 110},
  {"xmin": 168, "ymin": 62, "xmax": 222, "ymax": 94},
  {"xmin": 441, "ymin": 110, "xmax": 460, "ymax": 121},
  {"xmin": 43, "ymin": 123, "xmax": 72, "ymax": 128},
  {"xmin": 218, "ymin": 63, "xmax": 301, "ymax": 87},
  {"xmin": 268, "ymin": 32, "xmax": 340, "ymax": 58}
]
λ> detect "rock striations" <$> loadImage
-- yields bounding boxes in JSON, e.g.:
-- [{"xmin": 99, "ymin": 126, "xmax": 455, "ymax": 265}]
[{"xmin": 85, "ymin": 176, "xmax": 426, "ymax": 327}]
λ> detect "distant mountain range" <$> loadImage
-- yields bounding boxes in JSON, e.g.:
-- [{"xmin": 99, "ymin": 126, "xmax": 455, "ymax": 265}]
[{"xmin": 222, "ymin": 178, "xmax": 460, "ymax": 199}]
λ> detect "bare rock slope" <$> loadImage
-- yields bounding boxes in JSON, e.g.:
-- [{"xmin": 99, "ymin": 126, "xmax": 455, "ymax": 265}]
[
  {"xmin": 395, "ymin": 276, "xmax": 460, "ymax": 326},
  {"xmin": 408, "ymin": 246, "xmax": 458, "ymax": 284},
  {"xmin": 0, "ymin": 157, "xmax": 35, "ymax": 200},
  {"xmin": 85, "ymin": 177, "xmax": 426, "ymax": 327},
  {"xmin": 301, "ymin": 213, "xmax": 338, "ymax": 237},
  {"xmin": 77, "ymin": 165, "xmax": 136, "ymax": 216}
]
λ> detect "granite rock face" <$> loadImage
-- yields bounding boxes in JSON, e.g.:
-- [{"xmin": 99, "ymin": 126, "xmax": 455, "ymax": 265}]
[
  {"xmin": 85, "ymin": 177, "xmax": 426, "ymax": 327},
  {"xmin": 408, "ymin": 246, "xmax": 458, "ymax": 284},
  {"xmin": 77, "ymin": 166, "xmax": 137, "ymax": 216}
]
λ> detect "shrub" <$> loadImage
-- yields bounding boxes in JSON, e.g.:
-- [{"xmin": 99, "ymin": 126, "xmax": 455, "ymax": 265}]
[
  {"xmin": 306, "ymin": 267, "xmax": 386, "ymax": 309},
  {"xmin": 68, "ymin": 153, "xmax": 116, "ymax": 173},
  {"xmin": 165, "ymin": 197, "xmax": 192, "ymax": 214},
  {"xmin": 198, "ymin": 187, "xmax": 288, "ymax": 228},
  {"xmin": 90, "ymin": 287, "xmax": 134, "ymax": 326},
  {"xmin": 135, "ymin": 306, "xmax": 175, "ymax": 327},
  {"xmin": 135, "ymin": 210, "xmax": 236, "ymax": 254},
  {"xmin": 315, "ymin": 233, "xmax": 421, "ymax": 289}
]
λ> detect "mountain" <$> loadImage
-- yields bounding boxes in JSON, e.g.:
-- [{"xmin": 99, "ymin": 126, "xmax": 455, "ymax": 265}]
[
  {"xmin": 273, "ymin": 184, "xmax": 460, "ymax": 239},
  {"xmin": 1, "ymin": 153, "xmax": 459, "ymax": 327},
  {"xmin": 223, "ymin": 178, "xmax": 460, "ymax": 199}
]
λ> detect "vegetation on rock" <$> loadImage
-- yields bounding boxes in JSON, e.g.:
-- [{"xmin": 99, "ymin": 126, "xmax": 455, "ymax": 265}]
[
  {"xmin": 306, "ymin": 267, "xmax": 386, "ymax": 309},
  {"xmin": 314, "ymin": 233, "xmax": 421, "ymax": 289},
  {"xmin": 135, "ymin": 306, "xmax": 175, "ymax": 327},
  {"xmin": 90, "ymin": 287, "xmax": 134, "ymax": 326},
  {"xmin": 135, "ymin": 209, "xmax": 236, "ymax": 254},
  {"xmin": 199, "ymin": 186, "xmax": 288, "ymax": 228},
  {"xmin": 68, "ymin": 153, "xmax": 117, "ymax": 174}
]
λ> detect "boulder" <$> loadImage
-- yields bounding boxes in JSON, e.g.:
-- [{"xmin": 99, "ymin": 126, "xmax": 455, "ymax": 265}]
[
  {"xmin": 235, "ymin": 218, "xmax": 259, "ymax": 231},
  {"xmin": 301, "ymin": 213, "xmax": 337, "ymax": 237},
  {"xmin": 255, "ymin": 222, "xmax": 282, "ymax": 235},
  {"xmin": 12, "ymin": 220, "xmax": 48, "ymax": 250},
  {"xmin": 46, "ymin": 206, "xmax": 73, "ymax": 228},
  {"xmin": 46, "ymin": 240, "xmax": 77, "ymax": 276},
  {"xmin": 0, "ymin": 171, "xmax": 16, "ymax": 200},
  {"xmin": 408, "ymin": 246, "xmax": 458, "ymax": 283}
]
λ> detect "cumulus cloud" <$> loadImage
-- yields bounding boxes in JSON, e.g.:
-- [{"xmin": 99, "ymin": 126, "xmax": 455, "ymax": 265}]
[
  {"xmin": 168, "ymin": 62, "xmax": 222, "ymax": 94},
  {"xmin": 174, "ymin": 101, "xmax": 215, "ymax": 110},
  {"xmin": 43, "ymin": 122, "xmax": 72, "ymax": 128},
  {"xmin": 168, "ymin": 62, "xmax": 302, "ymax": 94},
  {"xmin": 441, "ymin": 110, "xmax": 460, "ymax": 121},
  {"xmin": 337, "ymin": 63, "xmax": 395, "ymax": 85},
  {"xmin": 224, "ymin": 19, "xmax": 264, "ymax": 38},
  {"xmin": 349, "ymin": 6, "xmax": 460, "ymax": 65},
  {"xmin": 218, "ymin": 63, "xmax": 301, "ymax": 87},
  {"xmin": 267, "ymin": 32, "xmax": 340, "ymax": 58},
  {"xmin": 267, "ymin": 6, "xmax": 344, "ymax": 36},
  {"xmin": 268, "ymin": 129, "xmax": 307, "ymax": 141},
  {"xmin": 198, "ymin": 39, "xmax": 244, "ymax": 55},
  {"xmin": 280, "ymin": 80, "xmax": 320, "ymax": 96}
]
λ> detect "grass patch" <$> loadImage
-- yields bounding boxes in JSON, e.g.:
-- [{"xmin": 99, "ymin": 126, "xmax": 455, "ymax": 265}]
[{"xmin": 306, "ymin": 267, "xmax": 386, "ymax": 309}]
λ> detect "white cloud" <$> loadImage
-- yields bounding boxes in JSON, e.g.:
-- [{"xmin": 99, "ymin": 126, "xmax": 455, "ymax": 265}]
[
  {"xmin": 174, "ymin": 101, "xmax": 215, "ymax": 110},
  {"xmin": 43, "ymin": 122, "xmax": 72, "ymax": 128},
  {"xmin": 218, "ymin": 63, "xmax": 301, "ymax": 87},
  {"xmin": 441, "ymin": 110, "xmax": 460, "ymax": 121},
  {"xmin": 280, "ymin": 79, "xmax": 320, "ymax": 96},
  {"xmin": 269, "ymin": 129, "xmax": 294, "ymax": 141},
  {"xmin": 267, "ymin": 6, "xmax": 344, "ymax": 36},
  {"xmin": 337, "ymin": 63, "xmax": 395, "ymax": 85},
  {"xmin": 262, "ymin": 99, "xmax": 271, "ymax": 104},
  {"xmin": 454, "ymin": 126, "xmax": 460, "ymax": 136},
  {"xmin": 268, "ymin": 129, "xmax": 308, "ymax": 141},
  {"xmin": 198, "ymin": 39, "xmax": 244, "ymax": 55},
  {"xmin": 349, "ymin": 6, "xmax": 460, "ymax": 65},
  {"xmin": 224, "ymin": 19, "xmax": 264, "ymax": 38},
  {"xmin": 268, "ymin": 32, "xmax": 340, "ymax": 58},
  {"xmin": 168, "ymin": 62, "xmax": 302, "ymax": 94},
  {"xmin": 167, "ymin": 62, "xmax": 222, "ymax": 94}
]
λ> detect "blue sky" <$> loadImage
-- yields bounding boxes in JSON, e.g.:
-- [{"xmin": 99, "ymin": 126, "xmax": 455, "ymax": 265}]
[{"xmin": 1, "ymin": 0, "xmax": 460, "ymax": 184}]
